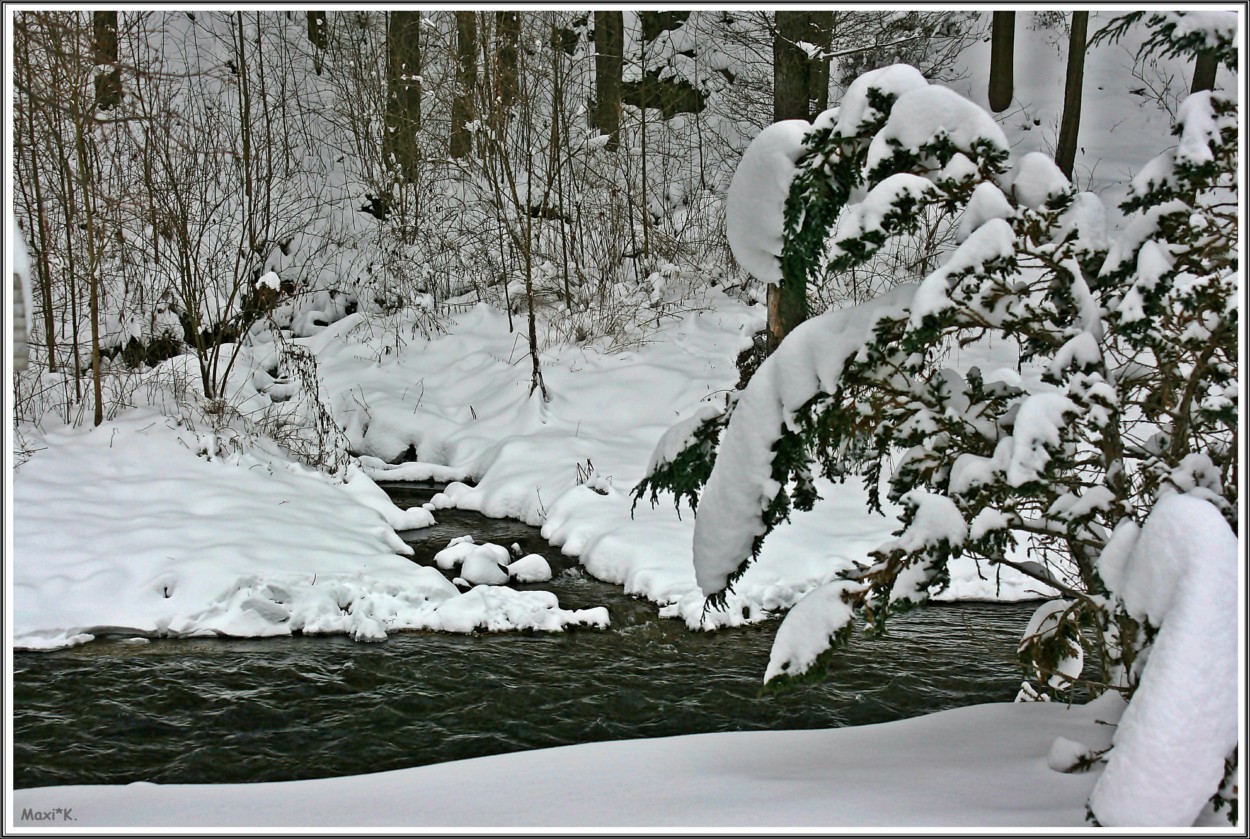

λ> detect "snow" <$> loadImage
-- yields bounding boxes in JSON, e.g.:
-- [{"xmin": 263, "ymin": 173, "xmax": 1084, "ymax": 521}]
[
  {"xmin": 456, "ymin": 548, "xmax": 510, "ymax": 587},
  {"xmin": 11, "ymin": 697, "xmax": 1129, "ymax": 828},
  {"xmin": 11, "ymin": 409, "xmax": 604, "ymax": 650},
  {"xmin": 831, "ymin": 173, "xmax": 934, "ymax": 252},
  {"xmin": 11, "ymin": 218, "xmax": 33, "ymax": 337},
  {"xmin": 691, "ymin": 284, "xmax": 918, "ymax": 598},
  {"xmin": 865, "ymin": 84, "xmax": 1009, "ymax": 175},
  {"xmin": 9, "ymin": 14, "xmax": 1241, "ymax": 829},
  {"xmin": 959, "ymin": 181, "xmax": 1016, "ymax": 241},
  {"xmin": 1089, "ymin": 494, "xmax": 1239, "ymax": 826},
  {"xmin": 1006, "ymin": 152, "xmax": 1071, "ymax": 210},
  {"xmin": 1047, "ymin": 736, "xmax": 1095, "ymax": 773},
  {"xmin": 885, "ymin": 491, "xmax": 969, "ymax": 555},
  {"xmin": 724, "ymin": 119, "xmax": 810, "ymax": 284},
  {"xmin": 256, "ymin": 270, "xmax": 281, "ymax": 291},
  {"xmin": 1159, "ymin": 10, "xmax": 1239, "ymax": 51},
  {"xmin": 1003, "ymin": 392, "xmax": 1077, "ymax": 487},
  {"xmin": 909, "ymin": 217, "xmax": 1017, "ymax": 327},
  {"xmin": 1019, "ymin": 600, "xmax": 1083, "ymax": 691},
  {"xmin": 763, "ymin": 580, "xmax": 864, "ymax": 684},
  {"xmin": 507, "ymin": 554, "xmax": 553, "ymax": 584},
  {"xmin": 830, "ymin": 63, "xmax": 929, "ymax": 137}
]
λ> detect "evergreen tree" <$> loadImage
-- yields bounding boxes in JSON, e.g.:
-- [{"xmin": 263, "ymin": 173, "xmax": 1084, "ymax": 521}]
[{"xmin": 636, "ymin": 14, "xmax": 1238, "ymax": 824}]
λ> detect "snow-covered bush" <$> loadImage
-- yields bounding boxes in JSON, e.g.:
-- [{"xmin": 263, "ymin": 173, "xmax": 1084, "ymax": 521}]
[{"xmin": 636, "ymin": 18, "xmax": 1238, "ymax": 825}]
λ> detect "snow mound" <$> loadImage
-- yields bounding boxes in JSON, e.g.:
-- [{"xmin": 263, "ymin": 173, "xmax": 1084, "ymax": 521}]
[
  {"xmin": 508, "ymin": 554, "xmax": 554, "ymax": 584},
  {"xmin": 1089, "ymin": 494, "xmax": 1238, "ymax": 827},
  {"xmin": 725, "ymin": 119, "xmax": 810, "ymax": 284},
  {"xmin": 11, "ymin": 410, "xmax": 603, "ymax": 649},
  {"xmin": 435, "ymin": 586, "xmax": 608, "ymax": 633}
]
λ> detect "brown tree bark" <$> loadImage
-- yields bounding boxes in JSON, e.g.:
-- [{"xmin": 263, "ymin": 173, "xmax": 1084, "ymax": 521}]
[
  {"xmin": 593, "ymin": 11, "xmax": 623, "ymax": 150},
  {"xmin": 988, "ymin": 11, "xmax": 1015, "ymax": 113},
  {"xmin": 807, "ymin": 11, "xmax": 833, "ymax": 115},
  {"xmin": 450, "ymin": 11, "xmax": 477, "ymax": 159},
  {"xmin": 1055, "ymin": 11, "xmax": 1088, "ymax": 181},
  {"xmin": 1191, "ymin": 50, "xmax": 1218, "ymax": 93},
  {"xmin": 496, "ymin": 11, "xmax": 520, "ymax": 109},
  {"xmin": 385, "ymin": 11, "xmax": 422, "ymax": 180},
  {"xmin": 768, "ymin": 11, "xmax": 828, "ymax": 351},
  {"xmin": 92, "ymin": 11, "xmax": 121, "ymax": 110},
  {"xmin": 773, "ymin": 11, "xmax": 811, "ymax": 122}
]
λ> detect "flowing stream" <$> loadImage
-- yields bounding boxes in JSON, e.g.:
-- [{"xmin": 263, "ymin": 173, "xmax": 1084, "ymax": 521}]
[{"xmin": 13, "ymin": 483, "xmax": 1039, "ymax": 789}]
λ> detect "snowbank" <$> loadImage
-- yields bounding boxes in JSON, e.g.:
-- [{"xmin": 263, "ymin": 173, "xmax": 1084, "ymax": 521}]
[
  {"xmin": 12, "ymin": 697, "xmax": 1129, "ymax": 828},
  {"xmin": 1089, "ymin": 494, "xmax": 1239, "ymax": 827},
  {"xmin": 11, "ymin": 409, "xmax": 602, "ymax": 650},
  {"xmin": 343, "ymin": 297, "xmax": 1043, "ymax": 638}
]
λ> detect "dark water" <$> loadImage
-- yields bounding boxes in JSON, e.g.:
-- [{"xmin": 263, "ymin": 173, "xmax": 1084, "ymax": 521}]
[{"xmin": 12, "ymin": 483, "xmax": 1039, "ymax": 790}]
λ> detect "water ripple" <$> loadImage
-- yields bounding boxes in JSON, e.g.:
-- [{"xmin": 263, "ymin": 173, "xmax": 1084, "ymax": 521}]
[{"xmin": 13, "ymin": 506, "xmax": 1039, "ymax": 789}]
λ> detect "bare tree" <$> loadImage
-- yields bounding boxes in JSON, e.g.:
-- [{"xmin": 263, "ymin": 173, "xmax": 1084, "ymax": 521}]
[
  {"xmin": 306, "ymin": 11, "xmax": 326, "ymax": 74},
  {"xmin": 988, "ymin": 11, "xmax": 1014, "ymax": 112},
  {"xmin": 385, "ymin": 11, "xmax": 422, "ymax": 182},
  {"xmin": 450, "ymin": 11, "xmax": 477, "ymax": 159},
  {"xmin": 1191, "ymin": 50, "xmax": 1218, "ymax": 93},
  {"xmin": 92, "ymin": 11, "xmax": 122, "ymax": 110},
  {"xmin": 593, "ymin": 11, "xmax": 623, "ymax": 150},
  {"xmin": 1055, "ymin": 11, "xmax": 1088, "ymax": 180}
]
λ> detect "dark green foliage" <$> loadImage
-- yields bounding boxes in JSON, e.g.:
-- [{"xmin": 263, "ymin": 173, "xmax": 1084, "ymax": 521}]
[
  {"xmin": 760, "ymin": 620, "xmax": 856, "ymax": 694},
  {"xmin": 631, "ymin": 406, "xmax": 729, "ymax": 518},
  {"xmin": 639, "ymin": 36, "xmax": 1238, "ymax": 718},
  {"xmin": 1092, "ymin": 11, "xmax": 1238, "ymax": 72}
]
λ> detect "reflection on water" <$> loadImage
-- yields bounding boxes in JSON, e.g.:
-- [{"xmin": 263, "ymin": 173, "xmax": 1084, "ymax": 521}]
[{"xmin": 12, "ymin": 486, "xmax": 1039, "ymax": 789}]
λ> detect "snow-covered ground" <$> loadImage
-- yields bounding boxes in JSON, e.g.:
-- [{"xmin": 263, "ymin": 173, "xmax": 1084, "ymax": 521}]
[
  {"xmin": 11, "ymin": 290, "xmax": 1043, "ymax": 650},
  {"xmin": 7, "ymin": 9, "xmax": 1241, "ymax": 830},
  {"xmin": 11, "ymin": 407, "xmax": 606, "ymax": 651}
]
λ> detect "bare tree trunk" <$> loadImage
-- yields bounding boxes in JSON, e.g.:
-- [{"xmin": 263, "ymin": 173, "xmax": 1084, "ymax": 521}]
[
  {"xmin": 72, "ymin": 120, "xmax": 104, "ymax": 425},
  {"xmin": 1055, "ymin": 11, "xmax": 1087, "ymax": 181},
  {"xmin": 386, "ymin": 11, "xmax": 422, "ymax": 181},
  {"xmin": 593, "ymin": 11, "xmax": 623, "ymax": 150},
  {"xmin": 988, "ymin": 11, "xmax": 1015, "ymax": 113},
  {"xmin": 773, "ymin": 11, "xmax": 811, "ymax": 122},
  {"xmin": 807, "ymin": 11, "xmax": 833, "ymax": 115},
  {"xmin": 1191, "ymin": 50, "xmax": 1218, "ymax": 93},
  {"xmin": 15, "ymin": 25, "xmax": 58, "ymax": 371},
  {"xmin": 13, "ymin": 269, "xmax": 29, "ymax": 373},
  {"xmin": 306, "ymin": 11, "xmax": 326, "ymax": 74},
  {"xmin": 92, "ymin": 11, "xmax": 121, "ymax": 110},
  {"xmin": 450, "ymin": 11, "xmax": 477, "ymax": 159},
  {"xmin": 768, "ymin": 11, "xmax": 818, "ymax": 351},
  {"xmin": 496, "ymin": 11, "xmax": 519, "ymax": 109}
]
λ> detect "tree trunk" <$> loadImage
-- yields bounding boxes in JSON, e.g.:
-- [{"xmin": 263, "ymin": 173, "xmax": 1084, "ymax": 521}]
[
  {"xmin": 988, "ymin": 11, "xmax": 1015, "ymax": 113},
  {"xmin": 593, "ymin": 11, "xmax": 623, "ymax": 150},
  {"xmin": 306, "ymin": 11, "xmax": 326, "ymax": 74},
  {"xmin": 92, "ymin": 11, "xmax": 121, "ymax": 110},
  {"xmin": 13, "ymin": 269, "xmax": 29, "ymax": 373},
  {"xmin": 769, "ymin": 11, "xmax": 821, "ymax": 351},
  {"xmin": 450, "ymin": 11, "xmax": 477, "ymax": 159},
  {"xmin": 773, "ymin": 11, "xmax": 812, "ymax": 122},
  {"xmin": 496, "ymin": 11, "xmax": 519, "ymax": 109},
  {"xmin": 386, "ymin": 11, "xmax": 422, "ymax": 181},
  {"xmin": 1191, "ymin": 50, "xmax": 1218, "ymax": 93},
  {"xmin": 807, "ymin": 11, "xmax": 833, "ymax": 115},
  {"xmin": 1055, "ymin": 11, "xmax": 1087, "ymax": 181}
]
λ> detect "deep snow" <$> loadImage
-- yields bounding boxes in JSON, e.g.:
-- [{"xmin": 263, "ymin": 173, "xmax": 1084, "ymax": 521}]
[{"xmin": 7, "ymin": 8, "xmax": 1243, "ymax": 831}]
